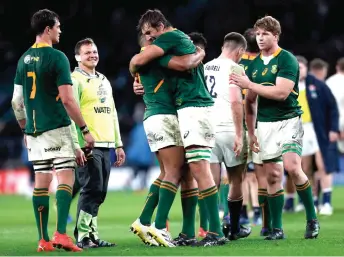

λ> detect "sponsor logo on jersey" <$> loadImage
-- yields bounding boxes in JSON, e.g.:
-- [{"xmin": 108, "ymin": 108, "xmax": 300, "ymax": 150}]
[
  {"xmin": 44, "ymin": 146, "xmax": 61, "ymax": 152},
  {"xmin": 94, "ymin": 106, "xmax": 111, "ymax": 114},
  {"xmin": 262, "ymin": 68, "xmax": 268, "ymax": 76},
  {"xmin": 252, "ymin": 70, "xmax": 257, "ymax": 78},
  {"xmin": 24, "ymin": 55, "xmax": 39, "ymax": 64},
  {"xmin": 271, "ymin": 65, "xmax": 278, "ymax": 74}
]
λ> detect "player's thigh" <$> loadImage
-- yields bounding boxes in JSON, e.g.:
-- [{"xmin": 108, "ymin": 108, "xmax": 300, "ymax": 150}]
[
  {"xmin": 143, "ymin": 114, "xmax": 183, "ymax": 153},
  {"xmin": 302, "ymin": 122, "xmax": 319, "ymax": 157},
  {"xmin": 177, "ymin": 106, "xmax": 215, "ymax": 149}
]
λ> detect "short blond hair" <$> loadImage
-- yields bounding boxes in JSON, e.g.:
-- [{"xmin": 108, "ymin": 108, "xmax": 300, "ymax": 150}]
[{"xmin": 254, "ymin": 16, "xmax": 281, "ymax": 36}]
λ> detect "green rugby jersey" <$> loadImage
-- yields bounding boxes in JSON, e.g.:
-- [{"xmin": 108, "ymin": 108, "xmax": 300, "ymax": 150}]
[{"xmin": 247, "ymin": 48, "xmax": 303, "ymax": 122}]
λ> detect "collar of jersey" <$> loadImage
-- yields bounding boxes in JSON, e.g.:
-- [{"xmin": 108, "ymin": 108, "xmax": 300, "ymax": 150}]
[
  {"xmin": 260, "ymin": 47, "xmax": 282, "ymax": 59},
  {"xmin": 31, "ymin": 43, "xmax": 51, "ymax": 48},
  {"xmin": 74, "ymin": 67, "xmax": 100, "ymax": 79}
]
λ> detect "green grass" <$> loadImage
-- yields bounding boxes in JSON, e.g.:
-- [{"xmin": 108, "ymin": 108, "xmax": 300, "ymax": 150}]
[{"xmin": 1, "ymin": 188, "xmax": 344, "ymax": 256}]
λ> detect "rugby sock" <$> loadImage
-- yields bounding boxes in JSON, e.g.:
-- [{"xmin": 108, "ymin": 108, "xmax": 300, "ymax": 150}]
[
  {"xmin": 56, "ymin": 184, "xmax": 73, "ymax": 234},
  {"xmin": 267, "ymin": 189, "xmax": 284, "ymax": 229},
  {"xmin": 228, "ymin": 196, "xmax": 243, "ymax": 234},
  {"xmin": 198, "ymin": 194, "xmax": 209, "ymax": 231},
  {"xmin": 155, "ymin": 181, "xmax": 178, "ymax": 229},
  {"xmin": 181, "ymin": 188, "xmax": 198, "ymax": 238},
  {"xmin": 201, "ymin": 186, "xmax": 224, "ymax": 237},
  {"xmin": 296, "ymin": 181, "xmax": 317, "ymax": 220},
  {"xmin": 33, "ymin": 188, "xmax": 50, "ymax": 241},
  {"xmin": 241, "ymin": 205, "xmax": 248, "ymax": 219},
  {"xmin": 220, "ymin": 182, "xmax": 230, "ymax": 217},
  {"xmin": 313, "ymin": 196, "xmax": 319, "ymax": 208},
  {"xmin": 139, "ymin": 179, "xmax": 162, "ymax": 225},
  {"xmin": 322, "ymin": 188, "xmax": 332, "ymax": 205},
  {"xmin": 258, "ymin": 188, "xmax": 271, "ymax": 230}
]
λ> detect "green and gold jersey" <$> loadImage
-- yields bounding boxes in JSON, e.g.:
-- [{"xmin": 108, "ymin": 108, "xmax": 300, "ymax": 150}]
[
  {"xmin": 14, "ymin": 43, "xmax": 72, "ymax": 135},
  {"xmin": 152, "ymin": 29, "xmax": 214, "ymax": 109},
  {"xmin": 247, "ymin": 48, "xmax": 303, "ymax": 122},
  {"xmin": 137, "ymin": 47, "xmax": 177, "ymax": 120},
  {"xmin": 71, "ymin": 68, "xmax": 122, "ymax": 149}
]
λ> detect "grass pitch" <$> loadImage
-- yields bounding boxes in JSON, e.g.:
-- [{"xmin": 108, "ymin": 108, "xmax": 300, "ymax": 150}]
[{"xmin": 1, "ymin": 188, "xmax": 344, "ymax": 256}]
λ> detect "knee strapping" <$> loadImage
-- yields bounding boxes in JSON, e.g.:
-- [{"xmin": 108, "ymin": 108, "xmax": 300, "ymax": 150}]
[{"xmin": 185, "ymin": 148, "xmax": 211, "ymax": 163}]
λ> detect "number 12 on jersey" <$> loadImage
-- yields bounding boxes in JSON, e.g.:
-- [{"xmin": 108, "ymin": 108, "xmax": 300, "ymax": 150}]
[{"xmin": 205, "ymin": 75, "xmax": 217, "ymax": 98}]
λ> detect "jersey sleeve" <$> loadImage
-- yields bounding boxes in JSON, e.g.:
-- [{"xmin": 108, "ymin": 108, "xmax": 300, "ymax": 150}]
[
  {"xmin": 152, "ymin": 31, "xmax": 178, "ymax": 53},
  {"xmin": 229, "ymin": 64, "xmax": 245, "ymax": 88},
  {"xmin": 277, "ymin": 53, "xmax": 298, "ymax": 83},
  {"xmin": 14, "ymin": 61, "xmax": 23, "ymax": 85},
  {"xmin": 158, "ymin": 55, "xmax": 173, "ymax": 67},
  {"xmin": 54, "ymin": 51, "xmax": 73, "ymax": 87}
]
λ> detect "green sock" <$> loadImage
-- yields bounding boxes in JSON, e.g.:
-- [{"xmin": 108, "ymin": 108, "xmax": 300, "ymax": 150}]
[
  {"xmin": 258, "ymin": 188, "xmax": 272, "ymax": 230},
  {"xmin": 180, "ymin": 188, "xmax": 198, "ymax": 238},
  {"xmin": 267, "ymin": 189, "xmax": 284, "ymax": 229},
  {"xmin": 155, "ymin": 181, "xmax": 178, "ymax": 229},
  {"xmin": 139, "ymin": 179, "xmax": 162, "ymax": 225},
  {"xmin": 32, "ymin": 188, "xmax": 50, "ymax": 241},
  {"xmin": 220, "ymin": 182, "xmax": 230, "ymax": 217},
  {"xmin": 56, "ymin": 184, "xmax": 73, "ymax": 234},
  {"xmin": 296, "ymin": 180, "xmax": 317, "ymax": 221},
  {"xmin": 201, "ymin": 186, "xmax": 224, "ymax": 237},
  {"xmin": 198, "ymin": 195, "xmax": 209, "ymax": 231}
]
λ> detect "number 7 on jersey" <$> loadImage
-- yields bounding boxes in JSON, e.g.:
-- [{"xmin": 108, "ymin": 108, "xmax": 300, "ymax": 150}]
[{"xmin": 27, "ymin": 71, "xmax": 36, "ymax": 99}]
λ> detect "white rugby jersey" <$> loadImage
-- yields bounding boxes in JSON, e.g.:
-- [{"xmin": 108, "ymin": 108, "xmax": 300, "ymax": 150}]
[{"xmin": 204, "ymin": 57, "xmax": 244, "ymax": 132}]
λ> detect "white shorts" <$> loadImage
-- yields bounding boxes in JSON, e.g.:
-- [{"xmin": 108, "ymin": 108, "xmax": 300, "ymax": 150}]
[
  {"xmin": 177, "ymin": 106, "xmax": 215, "ymax": 148},
  {"xmin": 257, "ymin": 116, "xmax": 303, "ymax": 161},
  {"xmin": 246, "ymin": 131, "xmax": 263, "ymax": 165},
  {"xmin": 143, "ymin": 114, "xmax": 183, "ymax": 152},
  {"xmin": 26, "ymin": 126, "xmax": 76, "ymax": 173},
  {"xmin": 302, "ymin": 122, "xmax": 319, "ymax": 156},
  {"xmin": 210, "ymin": 131, "xmax": 248, "ymax": 167}
]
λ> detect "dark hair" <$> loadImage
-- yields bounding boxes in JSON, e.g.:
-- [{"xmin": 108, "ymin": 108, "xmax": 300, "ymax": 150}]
[
  {"xmin": 137, "ymin": 9, "xmax": 171, "ymax": 31},
  {"xmin": 337, "ymin": 57, "xmax": 344, "ymax": 72},
  {"xmin": 243, "ymin": 28, "xmax": 259, "ymax": 53},
  {"xmin": 296, "ymin": 55, "xmax": 308, "ymax": 66},
  {"xmin": 188, "ymin": 32, "xmax": 207, "ymax": 49},
  {"xmin": 310, "ymin": 58, "xmax": 328, "ymax": 70},
  {"xmin": 254, "ymin": 15, "xmax": 281, "ymax": 36},
  {"xmin": 74, "ymin": 38, "xmax": 95, "ymax": 55},
  {"xmin": 223, "ymin": 32, "xmax": 247, "ymax": 50},
  {"xmin": 31, "ymin": 9, "xmax": 59, "ymax": 36}
]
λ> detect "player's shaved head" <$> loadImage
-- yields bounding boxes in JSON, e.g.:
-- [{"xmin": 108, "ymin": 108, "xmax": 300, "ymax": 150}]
[
  {"xmin": 223, "ymin": 32, "xmax": 247, "ymax": 51},
  {"xmin": 254, "ymin": 16, "xmax": 281, "ymax": 37},
  {"xmin": 310, "ymin": 58, "xmax": 328, "ymax": 71},
  {"xmin": 243, "ymin": 28, "xmax": 259, "ymax": 53},
  {"xmin": 75, "ymin": 38, "xmax": 96, "ymax": 55},
  {"xmin": 188, "ymin": 32, "xmax": 207, "ymax": 50},
  {"xmin": 31, "ymin": 9, "xmax": 59, "ymax": 36},
  {"xmin": 336, "ymin": 57, "xmax": 344, "ymax": 72},
  {"xmin": 137, "ymin": 9, "xmax": 171, "ymax": 31}
]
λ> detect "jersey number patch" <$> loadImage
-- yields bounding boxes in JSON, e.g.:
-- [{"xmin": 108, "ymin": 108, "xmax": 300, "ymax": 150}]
[
  {"xmin": 205, "ymin": 75, "xmax": 217, "ymax": 98},
  {"xmin": 27, "ymin": 72, "xmax": 36, "ymax": 99}
]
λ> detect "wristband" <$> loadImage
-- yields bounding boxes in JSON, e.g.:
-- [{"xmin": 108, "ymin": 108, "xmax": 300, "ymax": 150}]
[{"xmin": 80, "ymin": 125, "xmax": 89, "ymax": 135}]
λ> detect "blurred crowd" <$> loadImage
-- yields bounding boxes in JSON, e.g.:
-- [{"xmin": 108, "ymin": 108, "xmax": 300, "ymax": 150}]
[{"xmin": 1, "ymin": 0, "xmax": 344, "ymax": 171}]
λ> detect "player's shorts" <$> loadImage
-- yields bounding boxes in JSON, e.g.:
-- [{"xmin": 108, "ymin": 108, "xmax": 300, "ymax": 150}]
[
  {"xmin": 210, "ymin": 131, "xmax": 248, "ymax": 168},
  {"xmin": 246, "ymin": 131, "xmax": 263, "ymax": 166},
  {"xmin": 302, "ymin": 122, "xmax": 319, "ymax": 157},
  {"xmin": 177, "ymin": 106, "xmax": 215, "ymax": 148},
  {"xmin": 257, "ymin": 116, "xmax": 303, "ymax": 161},
  {"xmin": 143, "ymin": 114, "xmax": 183, "ymax": 152},
  {"xmin": 26, "ymin": 125, "xmax": 76, "ymax": 173}
]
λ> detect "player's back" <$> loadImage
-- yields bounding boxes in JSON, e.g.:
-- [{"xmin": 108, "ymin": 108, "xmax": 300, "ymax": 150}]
[
  {"xmin": 15, "ymin": 43, "xmax": 72, "ymax": 135},
  {"xmin": 204, "ymin": 58, "xmax": 244, "ymax": 132}
]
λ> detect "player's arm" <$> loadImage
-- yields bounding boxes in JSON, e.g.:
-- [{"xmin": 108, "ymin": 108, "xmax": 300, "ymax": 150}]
[
  {"xmin": 70, "ymin": 77, "xmax": 81, "ymax": 149},
  {"xmin": 229, "ymin": 85, "xmax": 244, "ymax": 138},
  {"xmin": 161, "ymin": 46, "xmax": 205, "ymax": 71},
  {"xmin": 55, "ymin": 53, "xmax": 88, "ymax": 132},
  {"xmin": 129, "ymin": 45, "xmax": 165, "ymax": 76},
  {"xmin": 11, "ymin": 84, "xmax": 27, "ymax": 130},
  {"xmin": 245, "ymin": 89, "xmax": 258, "ymax": 136}
]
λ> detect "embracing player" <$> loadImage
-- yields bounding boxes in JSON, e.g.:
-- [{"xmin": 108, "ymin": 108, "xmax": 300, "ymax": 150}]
[
  {"xmin": 11, "ymin": 9, "xmax": 94, "ymax": 252},
  {"xmin": 204, "ymin": 32, "xmax": 251, "ymax": 240},
  {"xmin": 131, "ymin": 9, "xmax": 226, "ymax": 246},
  {"xmin": 230, "ymin": 16, "xmax": 320, "ymax": 240}
]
